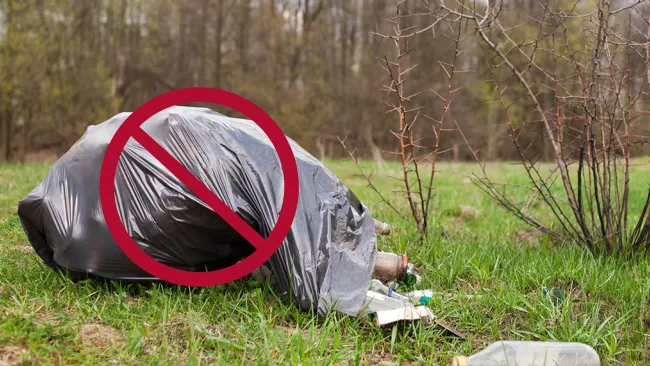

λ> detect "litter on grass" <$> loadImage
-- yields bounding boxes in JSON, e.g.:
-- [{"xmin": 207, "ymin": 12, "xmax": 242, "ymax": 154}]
[
  {"xmin": 17, "ymin": 106, "xmax": 455, "ymax": 333},
  {"xmin": 18, "ymin": 106, "xmax": 376, "ymax": 317}
]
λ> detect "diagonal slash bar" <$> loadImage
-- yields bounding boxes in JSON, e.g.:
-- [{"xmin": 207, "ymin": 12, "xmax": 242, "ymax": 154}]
[{"xmin": 132, "ymin": 127, "xmax": 265, "ymax": 250}]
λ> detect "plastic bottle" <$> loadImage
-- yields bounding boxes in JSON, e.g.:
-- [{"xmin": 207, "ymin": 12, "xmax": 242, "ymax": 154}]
[
  {"xmin": 451, "ymin": 341, "xmax": 600, "ymax": 366},
  {"xmin": 370, "ymin": 280, "xmax": 434, "ymax": 305},
  {"xmin": 369, "ymin": 279, "xmax": 409, "ymax": 301},
  {"xmin": 362, "ymin": 290, "xmax": 410, "ymax": 312},
  {"xmin": 374, "ymin": 251, "xmax": 408, "ymax": 281},
  {"xmin": 406, "ymin": 289, "xmax": 433, "ymax": 305}
]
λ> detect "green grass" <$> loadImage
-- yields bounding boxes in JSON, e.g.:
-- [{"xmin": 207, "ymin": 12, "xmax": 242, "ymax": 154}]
[{"xmin": 1, "ymin": 160, "xmax": 650, "ymax": 365}]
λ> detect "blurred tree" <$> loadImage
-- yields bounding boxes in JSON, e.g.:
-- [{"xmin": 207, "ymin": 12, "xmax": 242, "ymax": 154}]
[{"xmin": 0, "ymin": 0, "xmax": 646, "ymax": 162}]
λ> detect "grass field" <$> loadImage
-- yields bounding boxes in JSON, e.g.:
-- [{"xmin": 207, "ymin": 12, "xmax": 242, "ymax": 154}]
[{"xmin": 1, "ymin": 159, "xmax": 650, "ymax": 365}]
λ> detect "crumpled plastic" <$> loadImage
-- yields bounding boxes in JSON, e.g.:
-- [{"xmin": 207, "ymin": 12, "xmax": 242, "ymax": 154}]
[{"xmin": 18, "ymin": 106, "xmax": 377, "ymax": 316}]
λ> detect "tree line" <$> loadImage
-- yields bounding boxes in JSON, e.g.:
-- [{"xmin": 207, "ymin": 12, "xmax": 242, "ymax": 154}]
[{"xmin": 0, "ymin": 0, "xmax": 648, "ymax": 163}]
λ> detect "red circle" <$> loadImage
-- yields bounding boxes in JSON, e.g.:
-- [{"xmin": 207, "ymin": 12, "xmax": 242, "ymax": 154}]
[{"xmin": 99, "ymin": 88, "xmax": 299, "ymax": 287}]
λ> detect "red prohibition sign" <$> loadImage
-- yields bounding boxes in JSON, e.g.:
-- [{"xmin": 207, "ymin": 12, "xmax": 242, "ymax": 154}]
[{"xmin": 99, "ymin": 87, "xmax": 299, "ymax": 287}]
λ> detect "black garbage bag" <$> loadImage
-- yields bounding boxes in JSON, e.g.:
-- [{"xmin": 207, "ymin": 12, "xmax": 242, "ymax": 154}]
[{"xmin": 17, "ymin": 106, "xmax": 377, "ymax": 316}]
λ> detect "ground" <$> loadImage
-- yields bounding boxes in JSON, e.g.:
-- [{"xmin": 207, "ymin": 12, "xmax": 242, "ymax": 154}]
[{"xmin": 0, "ymin": 159, "xmax": 649, "ymax": 365}]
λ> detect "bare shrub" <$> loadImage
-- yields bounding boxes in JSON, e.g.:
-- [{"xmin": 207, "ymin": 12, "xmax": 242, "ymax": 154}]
[
  {"xmin": 432, "ymin": 0, "xmax": 650, "ymax": 253},
  {"xmin": 340, "ymin": 0, "xmax": 466, "ymax": 236}
]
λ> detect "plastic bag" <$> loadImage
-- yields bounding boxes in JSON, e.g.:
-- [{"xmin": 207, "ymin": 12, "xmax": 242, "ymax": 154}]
[{"xmin": 18, "ymin": 106, "xmax": 377, "ymax": 316}]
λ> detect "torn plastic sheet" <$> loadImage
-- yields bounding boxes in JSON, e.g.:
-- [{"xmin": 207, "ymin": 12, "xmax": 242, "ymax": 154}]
[{"xmin": 17, "ymin": 106, "xmax": 377, "ymax": 317}]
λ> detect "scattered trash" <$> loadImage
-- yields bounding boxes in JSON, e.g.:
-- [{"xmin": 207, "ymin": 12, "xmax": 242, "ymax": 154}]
[
  {"xmin": 361, "ymin": 286, "xmax": 465, "ymax": 338},
  {"xmin": 13, "ymin": 106, "xmax": 598, "ymax": 355},
  {"xmin": 17, "ymin": 106, "xmax": 467, "ymax": 336},
  {"xmin": 372, "ymin": 303, "xmax": 435, "ymax": 326},
  {"xmin": 370, "ymin": 280, "xmax": 432, "ymax": 305},
  {"xmin": 451, "ymin": 341, "xmax": 601, "ymax": 366},
  {"xmin": 361, "ymin": 291, "xmax": 434, "ymax": 326},
  {"xmin": 405, "ymin": 289, "xmax": 433, "ymax": 306},
  {"xmin": 369, "ymin": 279, "xmax": 409, "ymax": 301},
  {"xmin": 370, "ymin": 279, "xmax": 408, "ymax": 301},
  {"xmin": 386, "ymin": 276, "xmax": 421, "ymax": 290},
  {"xmin": 365, "ymin": 253, "xmax": 465, "ymax": 337},
  {"xmin": 403, "ymin": 267, "xmax": 421, "ymax": 286},
  {"xmin": 365, "ymin": 253, "xmax": 437, "ymax": 327},
  {"xmin": 363, "ymin": 290, "xmax": 410, "ymax": 311},
  {"xmin": 18, "ymin": 106, "xmax": 378, "ymax": 317}
]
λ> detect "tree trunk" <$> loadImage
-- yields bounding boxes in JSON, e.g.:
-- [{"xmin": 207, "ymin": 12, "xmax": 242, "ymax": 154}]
[
  {"xmin": 361, "ymin": 117, "xmax": 384, "ymax": 169},
  {"xmin": 214, "ymin": 0, "xmax": 224, "ymax": 87},
  {"xmin": 1, "ymin": 0, "xmax": 15, "ymax": 162},
  {"xmin": 316, "ymin": 136, "xmax": 325, "ymax": 161},
  {"xmin": 20, "ymin": 106, "xmax": 33, "ymax": 164},
  {"xmin": 112, "ymin": 0, "xmax": 127, "ymax": 114},
  {"xmin": 198, "ymin": 0, "xmax": 209, "ymax": 84},
  {"xmin": 237, "ymin": 0, "xmax": 251, "ymax": 72},
  {"xmin": 0, "ymin": 108, "xmax": 12, "ymax": 162},
  {"xmin": 177, "ymin": 3, "xmax": 189, "ymax": 87},
  {"xmin": 485, "ymin": 105, "xmax": 497, "ymax": 160}
]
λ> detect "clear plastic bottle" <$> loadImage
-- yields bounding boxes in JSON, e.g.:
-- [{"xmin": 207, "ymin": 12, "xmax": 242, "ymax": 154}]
[
  {"xmin": 369, "ymin": 280, "xmax": 433, "ymax": 305},
  {"xmin": 362, "ymin": 290, "xmax": 410, "ymax": 312},
  {"xmin": 405, "ymin": 289, "xmax": 433, "ymax": 305},
  {"xmin": 369, "ymin": 279, "xmax": 409, "ymax": 301},
  {"xmin": 451, "ymin": 341, "xmax": 600, "ymax": 366}
]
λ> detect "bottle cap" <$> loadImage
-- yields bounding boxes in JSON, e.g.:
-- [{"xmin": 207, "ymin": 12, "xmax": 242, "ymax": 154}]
[{"xmin": 451, "ymin": 356, "xmax": 468, "ymax": 366}]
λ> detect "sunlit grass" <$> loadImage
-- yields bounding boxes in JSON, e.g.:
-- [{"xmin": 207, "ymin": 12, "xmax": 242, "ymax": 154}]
[{"xmin": 0, "ymin": 160, "xmax": 649, "ymax": 365}]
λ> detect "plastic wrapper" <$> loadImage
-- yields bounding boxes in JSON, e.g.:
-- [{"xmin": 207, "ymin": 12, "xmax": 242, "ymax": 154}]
[{"xmin": 17, "ymin": 106, "xmax": 377, "ymax": 316}]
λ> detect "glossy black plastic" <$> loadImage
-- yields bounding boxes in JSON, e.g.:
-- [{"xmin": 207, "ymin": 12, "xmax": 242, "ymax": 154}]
[{"xmin": 18, "ymin": 106, "xmax": 377, "ymax": 316}]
